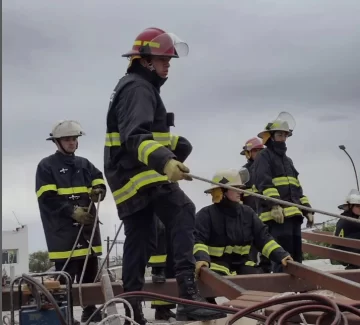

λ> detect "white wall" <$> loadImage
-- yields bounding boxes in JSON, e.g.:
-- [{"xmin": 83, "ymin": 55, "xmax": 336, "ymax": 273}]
[{"xmin": 2, "ymin": 225, "xmax": 29, "ymax": 278}]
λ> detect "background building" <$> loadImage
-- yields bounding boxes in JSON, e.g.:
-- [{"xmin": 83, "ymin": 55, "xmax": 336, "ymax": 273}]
[{"xmin": 2, "ymin": 225, "xmax": 29, "ymax": 278}]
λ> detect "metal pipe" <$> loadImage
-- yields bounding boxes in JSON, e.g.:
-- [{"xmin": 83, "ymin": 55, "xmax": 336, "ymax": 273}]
[
  {"xmin": 339, "ymin": 145, "xmax": 359, "ymax": 191},
  {"xmin": 188, "ymin": 173, "xmax": 360, "ymax": 225}
]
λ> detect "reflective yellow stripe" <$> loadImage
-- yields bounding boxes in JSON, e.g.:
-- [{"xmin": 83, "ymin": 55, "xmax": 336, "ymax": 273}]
[
  {"xmin": 193, "ymin": 243, "xmax": 209, "ymax": 255},
  {"xmin": 252, "ymin": 185, "xmax": 259, "ymax": 193},
  {"xmin": 112, "ymin": 170, "xmax": 168, "ymax": 205},
  {"xmin": 210, "ymin": 263, "xmax": 236, "ymax": 276},
  {"xmin": 138, "ymin": 140, "xmax": 164, "ymax": 165},
  {"xmin": 300, "ymin": 196, "xmax": 310, "ymax": 205},
  {"xmin": 92, "ymin": 179, "xmax": 105, "ymax": 187},
  {"xmin": 134, "ymin": 40, "xmax": 160, "ymax": 48},
  {"xmin": 339, "ymin": 229, "xmax": 344, "ymax": 237},
  {"xmin": 260, "ymin": 206, "xmax": 302, "ymax": 222},
  {"xmin": 151, "ymin": 300, "xmax": 173, "ymax": 306},
  {"xmin": 272, "ymin": 176, "xmax": 300, "ymax": 187},
  {"xmin": 224, "ymin": 246, "xmax": 234, "ymax": 254},
  {"xmin": 208, "ymin": 246, "xmax": 225, "ymax": 257},
  {"xmin": 148, "ymin": 255, "xmax": 167, "ymax": 264},
  {"xmin": 105, "ymin": 132, "xmax": 121, "ymax": 147},
  {"xmin": 57, "ymin": 187, "xmax": 90, "ymax": 195},
  {"xmin": 152, "ymin": 132, "xmax": 171, "ymax": 146},
  {"xmin": 233, "ymin": 245, "xmax": 251, "ymax": 255},
  {"xmin": 48, "ymin": 245, "xmax": 102, "ymax": 260},
  {"xmin": 262, "ymin": 240, "xmax": 281, "ymax": 258},
  {"xmin": 245, "ymin": 261, "xmax": 256, "ymax": 266},
  {"xmin": 36, "ymin": 184, "xmax": 57, "ymax": 198},
  {"xmin": 263, "ymin": 188, "xmax": 280, "ymax": 197},
  {"xmin": 170, "ymin": 134, "xmax": 179, "ymax": 150}
]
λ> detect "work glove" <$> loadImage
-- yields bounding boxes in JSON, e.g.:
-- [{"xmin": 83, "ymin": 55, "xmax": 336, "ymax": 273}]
[
  {"xmin": 305, "ymin": 212, "xmax": 314, "ymax": 228},
  {"xmin": 271, "ymin": 205, "xmax": 284, "ymax": 224},
  {"xmin": 281, "ymin": 255, "xmax": 293, "ymax": 267},
  {"xmin": 90, "ymin": 187, "xmax": 106, "ymax": 203},
  {"xmin": 163, "ymin": 159, "xmax": 193, "ymax": 182},
  {"xmin": 195, "ymin": 261, "xmax": 209, "ymax": 279},
  {"xmin": 72, "ymin": 207, "xmax": 94, "ymax": 225}
]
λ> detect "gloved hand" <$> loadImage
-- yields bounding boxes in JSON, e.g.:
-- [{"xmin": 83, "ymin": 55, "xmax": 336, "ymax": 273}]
[
  {"xmin": 163, "ymin": 159, "xmax": 193, "ymax": 182},
  {"xmin": 72, "ymin": 207, "xmax": 94, "ymax": 225},
  {"xmin": 281, "ymin": 255, "xmax": 293, "ymax": 267},
  {"xmin": 271, "ymin": 205, "xmax": 284, "ymax": 224},
  {"xmin": 195, "ymin": 261, "xmax": 209, "ymax": 278},
  {"xmin": 90, "ymin": 187, "xmax": 106, "ymax": 203},
  {"xmin": 305, "ymin": 212, "xmax": 314, "ymax": 228}
]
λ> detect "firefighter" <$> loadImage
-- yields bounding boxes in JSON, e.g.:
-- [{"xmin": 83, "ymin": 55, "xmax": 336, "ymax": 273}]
[
  {"xmin": 252, "ymin": 112, "xmax": 313, "ymax": 273},
  {"xmin": 104, "ymin": 27, "xmax": 226, "ymax": 323},
  {"xmin": 332, "ymin": 189, "xmax": 360, "ymax": 269},
  {"xmin": 194, "ymin": 168, "xmax": 292, "ymax": 304},
  {"xmin": 35, "ymin": 120, "xmax": 106, "ymax": 324}
]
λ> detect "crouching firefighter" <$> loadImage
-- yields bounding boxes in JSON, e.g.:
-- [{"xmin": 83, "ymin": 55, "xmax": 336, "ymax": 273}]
[
  {"xmin": 240, "ymin": 137, "xmax": 271, "ymax": 273},
  {"xmin": 332, "ymin": 189, "xmax": 360, "ymax": 270},
  {"xmin": 253, "ymin": 112, "xmax": 313, "ymax": 273},
  {"xmin": 104, "ymin": 27, "xmax": 226, "ymax": 323},
  {"xmin": 35, "ymin": 120, "xmax": 106, "ymax": 324},
  {"xmin": 194, "ymin": 168, "xmax": 293, "ymax": 303}
]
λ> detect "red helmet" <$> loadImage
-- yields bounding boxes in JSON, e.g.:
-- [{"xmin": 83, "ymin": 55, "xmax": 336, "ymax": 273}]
[
  {"xmin": 240, "ymin": 137, "xmax": 264, "ymax": 155},
  {"xmin": 122, "ymin": 27, "xmax": 189, "ymax": 58}
]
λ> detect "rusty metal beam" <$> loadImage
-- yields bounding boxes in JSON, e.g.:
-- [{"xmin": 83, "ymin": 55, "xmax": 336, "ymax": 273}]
[
  {"xmin": 3, "ymin": 270, "xmax": 360, "ymax": 311},
  {"xmin": 302, "ymin": 242, "xmax": 360, "ymax": 266},
  {"xmin": 285, "ymin": 261, "xmax": 360, "ymax": 300},
  {"xmin": 302, "ymin": 231, "xmax": 360, "ymax": 250},
  {"xmin": 199, "ymin": 267, "xmax": 246, "ymax": 299}
]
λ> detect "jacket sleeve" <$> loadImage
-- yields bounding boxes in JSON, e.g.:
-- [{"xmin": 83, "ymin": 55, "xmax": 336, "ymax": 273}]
[
  {"xmin": 194, "ymin": 208, "xmax": 212, "ymax": 264},
  {"xmin": 35, "ymin": 160, "xmax": 74, "ymax": 219},
  {"xmin": 87, "ymin": 160, "xmax": 107, "ymax": 201},
  {"xmin": 116, "ymin": 86, "xmax": 176, "ymax": 174},
  {"xmin": 170, "ymin": 135, "xmax": 193, "ymax": 163},
  {"xmin": 251, "ymin": 211, "xmax": 290, "ymax": 263},
  {"xmin": 253, "ymin": 152, "xmax": 279, "ymax": 209}
]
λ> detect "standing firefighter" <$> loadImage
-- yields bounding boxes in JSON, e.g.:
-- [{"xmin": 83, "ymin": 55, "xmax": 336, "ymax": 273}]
[
  {"xmin": 252, "ymin": 112, "xmax": 314, "ymax": 273},
  {"xmin": 194, "ymin": 168, "xmax": 292, "ymax": 304},
  {"xmin": 332, "ymin": 189, "xmax": 360, "ymax": 270},
  {"xmin": 35, "ymin": 120, "xmax": 106, "ymax": 324},
  {"xmin": 104, "ymin": 27, "xmax": 225, "ymax": 323}
]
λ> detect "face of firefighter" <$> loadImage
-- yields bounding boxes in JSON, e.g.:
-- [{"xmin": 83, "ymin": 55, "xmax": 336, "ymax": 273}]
[
  {"xmin": 352, "ymin": 204, "xmax": 360, "ymax": 216},
  {"xmin": 273, "ymin": 131, "xmax": 289, "ymax": 142},
  {"xmin": 56, "ymin": 136, "xmax": 78, "ymax": 154},
  {"xmin": 225, "ymin": 189, "xmax": 242, "ymax": 202},
  {"xmin": 250, "ymin": 148, "xmax": 263, "ymax": 160},
  {"xmin": 141, "ymin": 56, "xmax": 171, "ymax": 78}
]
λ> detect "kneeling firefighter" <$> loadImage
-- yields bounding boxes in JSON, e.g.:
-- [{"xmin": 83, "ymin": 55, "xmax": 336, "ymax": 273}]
[
  {"xmin": 332, "ymin": 189, "xmax": 360, "ymax": 270},
  {"xmin": 194, "ymin": 168, "xmax": 293, "ymax": 303},
  {"xmin": 252, "ymin": 112, "xmax": 314, "ymax": 273},
  {"xmin": 35, "ymin": 120, "xmax": 106, "ymax": 324}
]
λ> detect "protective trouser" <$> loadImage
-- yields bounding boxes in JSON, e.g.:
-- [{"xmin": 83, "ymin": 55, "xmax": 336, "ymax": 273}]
[
  {"xmin": 121, "ymin": 183, "xmax": 196, "ymax": 293},
  {"xmin": 149, "ymin": 217, "xmax": 176, "ymax": 310},
  {"xmin": 266, "ymin": 216, "xmax": 303, "ymax": 273}
]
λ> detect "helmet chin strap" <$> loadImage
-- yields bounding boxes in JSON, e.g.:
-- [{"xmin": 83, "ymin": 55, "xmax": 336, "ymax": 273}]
[{"xmin": 54, "ymin": 139, "xmax": 76, "ymax": 155}]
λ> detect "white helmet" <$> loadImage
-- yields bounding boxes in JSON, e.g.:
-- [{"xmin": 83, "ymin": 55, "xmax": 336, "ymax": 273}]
[
  {"xmin": 338, "ymin": 189, "xmax": 360, "ymax": 210},
  {"xmin": 204, "ymin": 168, "xmax": 250, "ymax": 194},
  {"xmin": 46, "ymin": 120, "xmax": 86, "ymax": 141},
  {"xmin": 258, "ymin": 112, "xmax": 296, "ymax": 139}
]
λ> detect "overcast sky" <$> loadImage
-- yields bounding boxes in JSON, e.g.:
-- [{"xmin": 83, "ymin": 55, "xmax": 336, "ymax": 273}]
[{"xmin": 3, "ymin": 0, "xmax": 360, "ymax": 254}]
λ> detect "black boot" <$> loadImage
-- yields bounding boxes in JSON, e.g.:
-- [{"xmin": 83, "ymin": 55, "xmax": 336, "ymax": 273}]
[
  {"xmin": 81, "ymin": 305, "xmax": 103, "ymax": 323},
  {"xmin": 124, "ymin": 297, "xmax": 148, "ymax": 325},
  {"xmin": 154, "ymin": 306, "xmax": 176, "ymax": 321},
  {"xmin": 151, "ymin": 267, "xmax": 166, "ymax": 284},
  {"xmin": 175, "ymin": 272, "xmax": 227, "ymax": 321}
]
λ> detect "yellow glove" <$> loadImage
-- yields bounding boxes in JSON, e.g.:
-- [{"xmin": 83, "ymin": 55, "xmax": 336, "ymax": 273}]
[
  {"xmin": 90, "ymin": 188, "xmax": 105, "ymax": 203},
  {"xmin": 281, "ymin": 255, "xmax": 293, "ymax": 267},
  {"xmin": 72, "ymin": 207, "xmax": 94, "ymax": 225},
  {"xmin": 163, "ymin": 159, "xmax": 192, "ymax": 182},
  {"xmin": 271, "ymin": 205, "xmax": 284, "ymax": 224},
  {"xmin": 195, "ymin": 261, "xmax": 209, "ymax": 278},
  {"xmin": 305, "ymin": 212, "xmax": 314, "ymax": 228}
]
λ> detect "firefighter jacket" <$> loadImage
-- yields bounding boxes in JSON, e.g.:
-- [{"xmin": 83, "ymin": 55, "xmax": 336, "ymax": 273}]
[
  {"xmin": 252, "ymin": 141, "xmax": 311, "ymax": 223},
  {"xmin": 104, "ymin": 64, "xmax": 193, "ymax": 218},
  {"xmin": 35, "ymin": 151, "xmax": 106, "ymax": 262},
  {"xmin": 242, "ymin": 160, "xmax": 259, "ymax": 213},
  {"xmin": 193, "ymin": 199, "xmax": 289, "ymax": 276}
]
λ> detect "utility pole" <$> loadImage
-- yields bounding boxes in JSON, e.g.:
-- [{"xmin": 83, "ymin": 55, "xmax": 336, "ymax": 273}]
[{"xmin": 339, "ymin": 145, "xmax": 359, "ymax": 191}]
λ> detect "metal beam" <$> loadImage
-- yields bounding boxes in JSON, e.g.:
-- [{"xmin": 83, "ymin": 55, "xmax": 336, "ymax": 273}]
[
  {"xmin": 285, "ymin": 261, "xmax": 360, "ymax": 300},
  {"xmin": 302, "ymin": 242, "xmax": 360, "ymax": 266},
  {"xmin": 3, "ymin": 270, "xmax": 360, "ymax": 311},
  {"xmin": 302, "ymin": 231, "xmax": 360, "ymax": 250}
]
